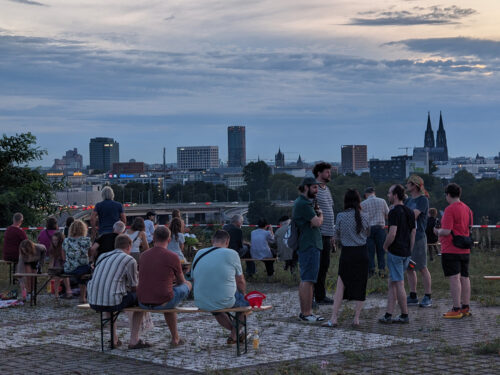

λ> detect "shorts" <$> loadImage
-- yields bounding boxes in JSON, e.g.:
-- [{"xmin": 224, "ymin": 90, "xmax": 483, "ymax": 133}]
[
  {"xmin": 139, "ymin": 284, "xmax": 190, "ymax": 310},
  {"xmin": 387, "ymin": 252, "xmax": 410, "ymax": 282},
  {"xmin": 65, "ymin": 264, "xmax": 92, "ymax": 285},
  {"xmin": 24, "ymin": 261, "xmax": 38, "ymax": 269},
  {"xmin": 298, "ymin": 247, "xmax": 321, "ymax": 283},
  {"xmin": 410, "ymin": 236, "xmax": 427, "ymax": 271},
  {"xmin": 441, "ymin": 253, "xmax": 470, "ymax": 277},
  {"xmin": 212, "ymin": 291, "xmax": 249, "ymax": 316},
  {"xmin": 90, "ymin": 291, "xmax": 137, "ymax": 312}
]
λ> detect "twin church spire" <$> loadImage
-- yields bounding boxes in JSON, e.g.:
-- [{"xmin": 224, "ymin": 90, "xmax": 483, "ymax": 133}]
[{"xmin": 424, "ymin": 111, "xmax": 448, "ymax": 161}]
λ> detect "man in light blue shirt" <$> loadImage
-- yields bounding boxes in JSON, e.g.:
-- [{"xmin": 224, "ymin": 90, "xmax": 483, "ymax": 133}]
[
  {"xmin": 192, "ymin": 230, "xmax": 249, "ymax": 344},
  {"xmin": 144, "ymin": 211, "xmax": 156, "ymax": 245}
]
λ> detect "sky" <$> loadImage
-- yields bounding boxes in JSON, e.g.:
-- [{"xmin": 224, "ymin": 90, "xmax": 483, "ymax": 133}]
[{"xmin": 1, "ymin": 0, "xmax": 499, "ymax": 166}]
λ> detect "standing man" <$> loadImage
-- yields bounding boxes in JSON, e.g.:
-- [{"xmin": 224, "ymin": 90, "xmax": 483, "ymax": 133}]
[
  {"xmin": 361, "ymin": 187, "xmax": 389, "ymax": 277},
  {"xmin": 144, "ymin": 211, "xmax": 156, "ymax": 246},
  {"xmin": 137, "ymin": 225, "xmax": 192, "ymax": 347},
  {"xmin": 405, "ymin": 175, "xmax": 432, "ymax": 308},
  {"xmin": 90, "ymin": 186, "xmax": 126, "ymax": 237},
  {"xmin": 223, "ymin": 214, "xmax": 247, "ymax": 258},
  {"xmin": 293, "ymin": 177, "xmax": 324, "ymax": 322},
  {"xmin": 434, "ymin": 183, "xmax": 473, "ymax": 319},
  {"xmin": 379, "ymin": 184, "xmax": 416, "ymax": 324},
  {"xmin": 2, "ymin": 213, "xmax": 27, "ymax": 262},
  {"xmin": 313, "ymin": 162, "xmax": 335, "ymax": 305}
]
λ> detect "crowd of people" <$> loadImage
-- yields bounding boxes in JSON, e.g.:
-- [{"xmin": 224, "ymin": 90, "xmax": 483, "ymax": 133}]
[{"xmin": 1, "ymin": 163, "xmax": 475, "ymax": 348}]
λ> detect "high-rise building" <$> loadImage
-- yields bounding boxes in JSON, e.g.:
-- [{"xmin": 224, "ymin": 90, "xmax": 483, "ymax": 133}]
[
  {"xmin": 369, "ymin": 155, "xmax": 410, "ymax": 182},
  {"xmin": 89, "ymin": 137, "xmax": 119, "ymax": 172},
  {"xmin": 275, "ymin": 148, "xmax": 285, "ymax": 168},
  {"xmin": 52, "ymin": 148, "xmax": 83, "ymax": 171},
  {"xmin": 227, "ymin": 126, "xmax": 246, "ymax": 167},
  {"xmin": 177, "ymin": 146, "xmax": 219, "ymax": 170},
  {"xmin": 341, "ymin": 145, "xmax": 368, "ymax": 173}
]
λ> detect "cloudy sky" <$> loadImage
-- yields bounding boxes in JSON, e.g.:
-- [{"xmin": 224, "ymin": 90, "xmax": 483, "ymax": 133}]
[{"xmin": 1, "ymin": 0, "xmax": 499, "ymax": 166}]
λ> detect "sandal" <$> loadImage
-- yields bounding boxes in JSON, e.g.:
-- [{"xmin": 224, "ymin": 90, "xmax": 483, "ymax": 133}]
[
  {"xmin": 227, "ymin": 332, "xmax": 248, "ymax": 345},
  {"xmin": 128, "ymin": 339, "xmax": 151, "ymax": 350},
  {"xmin": 321, "ymin": 320, "xmax": 338, "ymax": 328},
  {"xmin": 170, "ymin": 337, "xmax": 186, "ymax": 348}
]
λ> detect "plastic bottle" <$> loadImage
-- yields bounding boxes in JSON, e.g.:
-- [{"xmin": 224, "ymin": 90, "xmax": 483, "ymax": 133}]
[{"xmin": 252, "ymin": 329, "xmax": 259, "ymax": 350}]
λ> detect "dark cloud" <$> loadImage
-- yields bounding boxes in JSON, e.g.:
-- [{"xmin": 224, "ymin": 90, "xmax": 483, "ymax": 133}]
[
  {"xmin": 164, "ymin": 15, "xmax": 175, "ymax": 21},
  {"xmin": 387, "ymin": 37, "xmax": 500, "ymax": 59},
  {"xmin": 348, "ymin": 5, "xmax": 476, "ymax": 26},
  {"xmin": 8, "ymin": 0, "xmax": 46, "ymax": 6}
]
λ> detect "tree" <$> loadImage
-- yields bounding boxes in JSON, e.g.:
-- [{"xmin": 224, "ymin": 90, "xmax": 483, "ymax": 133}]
[
  {"xmin": 0, "ymin": 133, "xmax": 58, "ymax": 226},
  {"xmin": 243, "ymin": 161, "xmax": 271, "ymax": 200}
]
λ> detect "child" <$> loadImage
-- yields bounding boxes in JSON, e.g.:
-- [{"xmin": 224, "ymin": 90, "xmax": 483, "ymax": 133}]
[
  {"xmin": 48, "ymin": 232, "xmax": 73, "ymax": 299},
  {"xmin": 17, "ymin": 240, "xmax": 44, "ymax": 300}
]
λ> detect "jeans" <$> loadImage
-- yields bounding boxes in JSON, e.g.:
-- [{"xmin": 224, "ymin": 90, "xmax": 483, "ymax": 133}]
[
  {"xmin": 367, "ymin": 225, "xmax": 386, "ymax": 273},
  {"xmin": 314, "ymin": 236, "xmax": 332, "ymax": 301}
]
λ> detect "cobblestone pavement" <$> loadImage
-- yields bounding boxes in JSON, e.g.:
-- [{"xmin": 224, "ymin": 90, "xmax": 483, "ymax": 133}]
[{"xmin": 1, "ymin": 283, "xmax": 499, "ymax": 374}]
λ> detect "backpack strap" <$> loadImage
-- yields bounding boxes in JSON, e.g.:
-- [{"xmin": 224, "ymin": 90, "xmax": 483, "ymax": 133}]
[{"xmin": 192, "ymin": 247, "xmax": 220, "ymax": 271}]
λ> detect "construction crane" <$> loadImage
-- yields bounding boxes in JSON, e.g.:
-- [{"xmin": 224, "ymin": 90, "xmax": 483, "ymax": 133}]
[{"xmin": 398, "ymin": 147, "xmax": 411, "ymax": 156}]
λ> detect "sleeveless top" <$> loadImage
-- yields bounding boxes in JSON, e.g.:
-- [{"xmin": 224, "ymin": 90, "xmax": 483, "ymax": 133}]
[{"xmin": 127, "ymin": 231, "xmax": 142, "ymax": 253}]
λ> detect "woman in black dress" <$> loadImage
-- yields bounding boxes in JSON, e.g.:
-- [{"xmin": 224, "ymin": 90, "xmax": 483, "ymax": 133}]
[{"xmin": 323, "ymin": 189, "xmax": 370, "ymax": 327}]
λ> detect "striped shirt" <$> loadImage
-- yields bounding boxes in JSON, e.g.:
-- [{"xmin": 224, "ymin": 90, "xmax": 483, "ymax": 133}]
[
  {"xmin": 87, "ymin": 249, "xmax": 138, "ymax": 307},
  {"xmin": 360, "ymin": 195, "xmax": 389, "ymax": 227},
  {"xmin": 316, "ymin": 184, "xmax": 335, "ymax": 236}
]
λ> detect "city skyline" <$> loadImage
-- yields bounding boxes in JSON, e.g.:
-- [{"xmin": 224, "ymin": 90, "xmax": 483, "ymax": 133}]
[{"xmin": 1, "ymin": 1, "xmax": 500, "ymax": 165}]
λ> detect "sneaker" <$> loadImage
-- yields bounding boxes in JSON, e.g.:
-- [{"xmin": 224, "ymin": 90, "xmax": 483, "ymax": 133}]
[
  {"xmin": 460, "ymin": 307, "xmax": 472, "ymax": 317},
  {"xmin": 299, "ymin": 313, "xmax": 325, "ymax": 322},
  {"xmin": 316, "ymin": 297, "xmax": 334, "ymax": 305},
  {"xmin": 442, "ymin": 309, "xmax": 463, "ymax": 319},
  {"xmin": 378, "ymin": 315, "xmax": 393, "ymax": 324},
  {"xmin": 407, "ymin": 295, "xmax": 419, "ymax": 306},
  {"xmin": 392, "ymin": 315, "xmax": 409, "ymax": 324},
  {"xmin": 419, "ymin": 295, "xmax": 432, "ymax": 308}
]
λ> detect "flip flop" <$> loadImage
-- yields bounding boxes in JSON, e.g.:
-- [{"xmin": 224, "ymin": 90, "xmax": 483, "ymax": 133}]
[
  {"xmin": 128, "ymin": 340, "xmax": 151, "ymax": 350},
  {"xmin": 170, "ymin": 337, "xmax": 186, "ymax": 348},
  {"xmin": 321, "ymin": 320, "xmax": 338, "ymax": 328}
]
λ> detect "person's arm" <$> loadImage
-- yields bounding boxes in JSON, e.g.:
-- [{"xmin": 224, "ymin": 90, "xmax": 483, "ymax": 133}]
[
  {"xmin": 235, "ymin": 274, "xmax": 246, "ymax": 295},
  {"xmin": 383, "ymin": 226, "xmax": 397, "ymax": 251},
  {"xmin": 90, "ymin": 242, "xmax": 100, "ymax": 260},
  {"xmin": 174, "ymin": 259, "xmax": 187, "ymax": 285},
  {"xmin": 310, "ymin": 211, "xmax": 323, "ymax": 227},
  {"xmin": 90, "ymin": 210, "xmax": 98, "ymax": 232},
  {"xmin": 120, "ymin": 212, "xmax": 127, "ymax": 225},
  {"xmin": 139, "ymin": 232, "xmax": 149, "ymax": 252},
  {"xmin": 410, "ymin": 228, "xmax": 416, "ymax": 252},
  {"xmin": 384, "ymin": 201, "xmax": 389, "ymax": 220}
]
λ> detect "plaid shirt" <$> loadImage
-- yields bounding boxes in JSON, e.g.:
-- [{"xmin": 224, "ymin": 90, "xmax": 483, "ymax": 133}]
[{"xmin": 360, "ymin": 195, "xmax": 389, "ymax": 227}]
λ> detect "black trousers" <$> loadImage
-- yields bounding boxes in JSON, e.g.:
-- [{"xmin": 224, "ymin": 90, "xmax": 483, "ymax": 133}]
[{"xmin": 314, "ymin": 236, "xmax": 332, "ymax": 301}]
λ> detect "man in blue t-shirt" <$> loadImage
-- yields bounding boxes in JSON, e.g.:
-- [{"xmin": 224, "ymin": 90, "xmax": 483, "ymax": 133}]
[
  {"xmin": 91, "ymin": 186, "xmax": 126, "ymax": 236},
  {"xmin": 192, "ymin": 230, "xmax": 249, "ymax": 345},
  {"xmin": 405, "ymin": 175, "xmax": 432, "ymax": 308}
]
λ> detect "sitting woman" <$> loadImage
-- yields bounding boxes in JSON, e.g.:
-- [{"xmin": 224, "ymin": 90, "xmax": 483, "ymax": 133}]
[
  {"xmin": 49, "ymin": 232, "xmax": 73, "ymax": 299},
  {"xmin": 249, "ymin": 218, "xmax": 276, "ymax": 277},
  {"xmin": 323, "ymin": 189, "xmax": 370, "ymax": 328},
  {"xmin": 17, "ymin": 239, "xmax": 45, "ymax": 300},
  {"xmin": 125, "ymin": 217, "xmax": 149, "ymax": 264},
  {"xmin": 63, "ymin": 220, "xmax": 92, "ymax": 303},
  {"xmin": 167, "ymin": 217, "xmax": 186, "ymax": 262}
]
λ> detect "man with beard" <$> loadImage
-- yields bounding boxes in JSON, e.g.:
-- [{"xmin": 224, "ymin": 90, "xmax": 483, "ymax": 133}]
[
  {"xmin": 312, "ymin": 162, "xmax": 335, "ymax": 305},
  {"xmin": 293, "ymin": 177, "xmax": 324, "ymax": 322}
]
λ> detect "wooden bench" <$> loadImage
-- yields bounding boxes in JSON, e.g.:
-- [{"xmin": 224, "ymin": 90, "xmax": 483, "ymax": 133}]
[
  {"xmin": 484, "ymin": 276, "xmax": 500, "ymax": 280},
  {"xmin": 0, "ymin": 260, "xmax": 16, "ymax": 285},
  {"xmin": 78, "ymin": 303, "xmax": 272, "ymax": 356},
  {"xmin": 241, "ymin": 258, "xmax": 278, "ymax": 262}
]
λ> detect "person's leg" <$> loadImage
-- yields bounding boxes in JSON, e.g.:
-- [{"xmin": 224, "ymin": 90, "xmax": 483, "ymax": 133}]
[
  {"xmin": 386, "ymin": 280, "xmax": 397, "ymax": 314},
  {"xmin": 54, "ymin": 277, "xmax": 61, "ymax": 298},
  {"xmin": 366, "ymin": 232, "xmax": 376, "ymax": 275},
  {"xmin": 104, "ymin": 312, "xmax": 119, "ymax": 346},
  {"xmin": 299, "ymin": 281, "xmax": 314, "ymax": 316},
  {"xmin": 214, "ymin": 313, "xmax": 237, "ymax": 340},
  {"xmin": 246, "ymin": 261, "xmax": 256, "ymax": 277},
  {"xmin": 314, "ymin": 238, "xmax": 331, "ymax": 301},
  {"xmin": 407, "ymin": 269, "xmax": 417, "ymax": 294},
  {"xmin": 353, "ymin": 301, "xmax": 364, "ymax": 325},
  {"xmin": 23, "ymin": 264, "xmax": 35, "ymax": 295},
  {"xmin": 64, "ymin": 277, "xmax": 72, "ymax": 297},
  {"xmin": 163, "ymin": 312, "xmax": 181, "ymax": 345},
  {"xmin": 394, "ymin": 281, "xmax": 408, "ymax": 315},
  {"xmin": 460, "ymin": 277, "xmax": 470, "ymax": 305},
  {"xmin": 328, "ymin": 277, "xmax": 344, "ymax": 324},
  {"xmin": 129, "ymin": 311, "xmax": 144, "ymax": 346},
  {"xmin": 375, "ymin": 227, "xmax": 387, "ymax": 272},
  {"xmin": 263, "ymin": 260, "xmax": 274, "ymax": 276},
  {"xmin": 420, "ymin": 267, "xmax": 432, "ymax": 294},
  {"xmin": 448, "ymin": 274, "xmax": 461, "ymax": 308},
  {"xmin": 79, "ymin": 284, "xmax": 87, "ymax": 303}
]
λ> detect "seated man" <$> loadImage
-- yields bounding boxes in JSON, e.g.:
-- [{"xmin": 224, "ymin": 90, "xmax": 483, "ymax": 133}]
[
  {"xmin": 192, "ymin": 230, "xmax": 249, "ymax": 344},
  {"xmin": 137, "ymin": 225, "xmax": 192, "ymax": 347},
  {"xmin": 90, "ymin": 221, "xmax": 126, "ymax": 262},
  {"xmin": 87, "ymin": 234, "xmax": 149, "ymax": 349}
]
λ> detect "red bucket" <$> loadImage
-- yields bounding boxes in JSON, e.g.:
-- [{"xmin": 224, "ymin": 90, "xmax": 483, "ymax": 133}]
[{"xmin": 244, "ymin": 291, "xmax": 266, "ymax": 308}]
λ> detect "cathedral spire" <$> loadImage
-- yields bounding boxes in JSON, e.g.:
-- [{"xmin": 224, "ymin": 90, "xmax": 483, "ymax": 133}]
[
  {"xmin": 435, "ymin": 111, "xmax": 448, "ymax": 161},
  {"xmin": 424, "ymin": 111, "xmax": 435, "ymax": 148}
]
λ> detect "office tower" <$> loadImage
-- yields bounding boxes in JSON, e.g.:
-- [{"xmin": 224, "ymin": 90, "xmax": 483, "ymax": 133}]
[
  {"xmin": 177, "ymin": 146, "xmax": 219, "ymax": 169},
  {"xmin": 275, "ymin": 148, "xmax": 285, "ymax": 168},
  {"xmin": 341, "ymin": 145, "xmax": 368, "ymax": 173},
  {"xmin": 52, "ymin": 148, "xmax": 83, "ymax": 171},
  {"xmin": 89, "ymin": 137, "xmax": 119, "ymax": 172},
  {"xmin": 227, "ymin": 126, "xmax": 246, "ymax": 167}
]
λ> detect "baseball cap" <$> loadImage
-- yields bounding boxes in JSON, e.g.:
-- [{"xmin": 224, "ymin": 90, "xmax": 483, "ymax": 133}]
[{"xmin": 407, "ymin": 175, "xmax": 428, "ymax": 197}]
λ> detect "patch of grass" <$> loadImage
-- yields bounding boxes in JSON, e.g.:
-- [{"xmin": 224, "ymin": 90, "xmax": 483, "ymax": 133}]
[
  {"xmin": 438, "ymin": 344, "xmax": 462, "ymax": 355},
  {"xmin": 343, "ymin": 350, "xmax": 373, "ymax": 362},
  {"xmin": 473, "ymin": 338, "xmax": 500, "ymax": 355}
]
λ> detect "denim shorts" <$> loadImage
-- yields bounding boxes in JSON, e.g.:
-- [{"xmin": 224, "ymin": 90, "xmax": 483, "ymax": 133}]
[
  {"xmin": 298, "ymin": 247, "xmax": 321, "ymax": 282},
  {"xmin": 139, "ymin": 283, "xmax": 190, "ymax": 310},
  {"xmin": 410, "ymin": 236, "xmax": 427, "ymax": 271},
  {"xmin": 211, "ymin": 291, "xmax": 249, "ymax": 316},
  {"xmin": 387, "ymin": 252, "xmax": 410, "ymax": 282}
]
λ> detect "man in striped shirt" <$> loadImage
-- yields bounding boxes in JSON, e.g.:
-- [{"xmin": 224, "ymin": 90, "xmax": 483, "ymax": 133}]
[
  {"xmin": 313, "ymin": 162, "xmax": 335, "ymax": 305},
  {"xmin": 361, "ymin": 187, "xmax": 389, "ymax": 277},
  {"xmin": 88, "ymin": 234, "xmax": 149, "ymax": 349}
]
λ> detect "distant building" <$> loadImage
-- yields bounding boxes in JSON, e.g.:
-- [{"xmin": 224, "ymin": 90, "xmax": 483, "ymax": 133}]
[
  {"xmin": 227, "ymin": 126, "xmax": 246, "ymax": 167},
  {"xmin": 275, "ymin": 148, "xmax": 285, "ymax": 168},
  {"xmin": 112, "ymin": 162, "xmax": 145, "ymax": 174},
  {"xmin": 296, "ymin": 155, "xmax": 304, "ymax": 168},
  {"xmin": 369, "ymin": 155, "xmax": 410, "ymax": 183},
  {"xmin": 494, "ymin": 152, "xmax": 500, "ymax": 164},
  {"xmin": 414, "ymin": 112, "xmax": 448, "ymax": 163},
  {"xmin": 89, "ymin": 137, "xmax": 119, "ymax": 172},
  {"xmin": 177, "ymin": 146, "xmax": 219, "ymax": 170},
  {"xmin": 52, "ymin": 148, "xmax": 83, "ymax": 171},
  {"xmin": 341, "ymin": 145, "xmax": 368, "ymax": 173}
]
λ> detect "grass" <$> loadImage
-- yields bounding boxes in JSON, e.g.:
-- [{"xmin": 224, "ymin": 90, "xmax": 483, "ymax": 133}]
[{"xmin": 473, "ymin": 338, "xmax": 500, "ymax": 355}]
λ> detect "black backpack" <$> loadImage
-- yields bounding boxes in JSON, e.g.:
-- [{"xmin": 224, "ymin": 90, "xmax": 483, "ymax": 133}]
[{"xmin": 283, "ymin": 220, "xmax": 300, "ymax": 253}]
